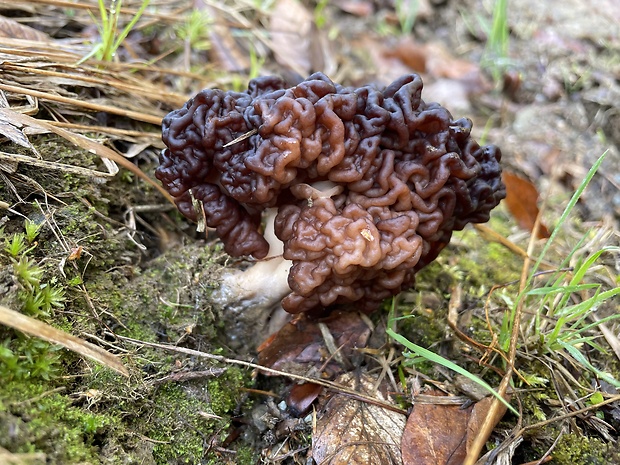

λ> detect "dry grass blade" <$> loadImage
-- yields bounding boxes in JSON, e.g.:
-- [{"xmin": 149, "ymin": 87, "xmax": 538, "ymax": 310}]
[
  {"xmin": 1, "ymin": 63, "xmax": 189, "ymax": 108},
  {"xmin": 465, "ymin": 182, "xmax": 549, "ymax": 465},
  {"xmin": 22, "ymin": 0, "xmax": 186, "ymax": 22},
  {"xmin": 0, "ymin": 106, "xmax": 174, "ymax": 203},
  {"xmin": 0, "ymin": 38, "xmax": 91, "ymax": 63},
  {"xmin": 0, "ymin": 305, "xmax": 129, "ymax": 377},
  {"xmin": 0, "ymin": 446, "xmax": 45, "ymax": 465},
  {"xmin": 117, "ymin": 335, "xmax": 407, "ymax": 415},
  {"xmin": 46, "ymin": 121, "xmax": 162, "ymax": 143},
  {"xmin": 0, "ymin": 38, "xmax": 207, "ymax": 84},
  {"xmin": 0, "ymin": 151, "xmax": 116, "ymax": 178},
  {"xmin": 0, "ymin": 83, "xmax": 163, "ymax": 125}
]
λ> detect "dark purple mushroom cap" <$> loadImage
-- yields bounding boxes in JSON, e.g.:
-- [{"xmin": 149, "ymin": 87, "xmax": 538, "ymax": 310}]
[{"xmin": 156, "ymin": 72, "xmax": 505, "ymax": 315}]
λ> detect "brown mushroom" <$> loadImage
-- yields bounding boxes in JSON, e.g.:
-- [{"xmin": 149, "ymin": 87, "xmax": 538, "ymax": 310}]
[{"xmin": 156, "ymin": 72, "xmax": 505, "ymax": 321}]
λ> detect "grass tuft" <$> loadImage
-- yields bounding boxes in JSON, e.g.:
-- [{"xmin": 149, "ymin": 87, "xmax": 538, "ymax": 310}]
[{"xmin": 79, "ymin": 0, "xmax": 151, "ymax": 64}]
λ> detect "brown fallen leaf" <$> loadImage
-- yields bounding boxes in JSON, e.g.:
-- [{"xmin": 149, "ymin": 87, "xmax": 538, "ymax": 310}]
[
  {"xmin": 376, "ymin": 38, "xmax": 490, "ymax": 112},
  {"xmin": 312, "ymin": 372, "xmax": 406, "ymax": 465},
  {"xmin": 0, "ymin": 15, "xmax": 50, "ymax": 42},
  {"xmin": 401, "ymin": 391, "xmax": 507, "ymax": 465},
  {"xmin": 287, "ymin": 382, "xmax": 324, "ymax": 417},
  {"xmin": 465, "ymin": 397, "xmax": 505, "ymax": 454},
  {"xmin": 385, "ymin": 39, "xmax": 488, "ymax": 88},
  {"xmin": 258, "ymin": 311, "xmax": 372, "ymax": 378},
  {"xmin": 503, "ymin": 171, "xmax": 550, "ymax": 239},
  {"xmin": 269, "ymin": 0, "xmax": 324, "ymax": 76},
  {"xmin": 334, "ymin": 0, "xmax": 374, "ymax": 17},
  {"xmin": 0, "ymin": 93, "xmax": 36, "ymax": 150}
]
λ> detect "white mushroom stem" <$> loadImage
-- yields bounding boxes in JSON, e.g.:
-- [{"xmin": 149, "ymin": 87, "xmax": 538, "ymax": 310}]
[
  {"xmin": 214, "ymin": 254, "xmax": 292, "ymax": 308},
  {"xmin": 213, "ymin": 208, "xmax": 292, "ymax": 307},
  {"xmin": 210, "ymin": 208, "xmax": 292, "ymax": 348}
]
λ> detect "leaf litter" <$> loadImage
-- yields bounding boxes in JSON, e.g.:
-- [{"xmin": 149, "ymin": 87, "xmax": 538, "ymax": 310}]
[{"xmin": 312, "ymin": 372, "xmax": 406, "ymax": 465}]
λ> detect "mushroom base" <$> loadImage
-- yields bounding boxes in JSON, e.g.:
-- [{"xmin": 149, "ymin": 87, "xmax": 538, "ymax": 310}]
[{"xmin": 211, "ymin": 255, "xmax": 293, "ymax": 349}]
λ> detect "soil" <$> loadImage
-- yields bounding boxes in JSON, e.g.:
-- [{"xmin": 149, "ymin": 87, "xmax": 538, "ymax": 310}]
[{"xmin": 0, "ymin": 0, "xmax": 618, "ymax": 464}]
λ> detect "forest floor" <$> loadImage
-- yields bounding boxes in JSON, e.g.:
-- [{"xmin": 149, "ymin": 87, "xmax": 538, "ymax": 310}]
[{"xmin": 0, "ymin": 0, "xmax": 619, "ymax": 464}]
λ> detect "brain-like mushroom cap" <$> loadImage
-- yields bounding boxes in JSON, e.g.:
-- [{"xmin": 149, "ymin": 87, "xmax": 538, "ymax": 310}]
[{"xmin": 156, "ymin": 72, "xmax": 506, "ymax": 315}]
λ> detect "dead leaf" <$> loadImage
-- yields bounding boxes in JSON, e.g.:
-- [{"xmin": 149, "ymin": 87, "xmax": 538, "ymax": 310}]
[
  {"xmin": 354, "ymin": 35, "xmax": 413, "ymax": 86},
  {"xmin": 334, "ymin": 0, "xmax": 374, "ymax": 17},
  {"xmin": 67, "ymin": 246, "xmax": 84, "ymax": 261},
  {"xmin": 384, "ymin": 39, "xmax": 491, "ymax": 112},
  {"xmin": 401, "ymin": 394, "xmax": 469, "ymax": 465},
  {"xmin": 0, "ymin": 103, "xmax": 36, "ymax": 150},
  {"xmin": 258, "ymin": 311, "xmax": 372, "ymax": 378},
  {"xmin": 287, "ymin": 382, "xmax": 324, "ymax": 417},
  {"xmin": 312, "ymin": 372, "xmax": 405, "ymax": 465},
  {"xmin": 503, "ymin": 171, "xmax": 550, "ymax": 238},
  {"xmin": 401, "ymin": 391, "xmax": 507, "ymax": 465},
  {"xmin": 269, "ymin": 0, "xmax": 323, "ymax": 76},
  {"xmin": 209, "ymin": 23, "xmax": 250, "ymax": 73},
  {"xmin": 465, "ymin": 397, "xmax": 506, "ymax": 454},
  {"xmin": 0, "ymin": 16, "xmax": 50, "ymax": 42},
  {"xmin": 386, "ymin": 39, "xmax": 483, "ymax": 82}
]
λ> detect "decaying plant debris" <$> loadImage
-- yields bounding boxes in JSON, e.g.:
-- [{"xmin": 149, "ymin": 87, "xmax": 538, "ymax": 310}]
[{"xmin": 1, "ymin": 0, "xmax": 619, "ymax": 464}]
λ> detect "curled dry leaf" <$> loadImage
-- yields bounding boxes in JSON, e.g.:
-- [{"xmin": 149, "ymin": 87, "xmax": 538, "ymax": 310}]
[
  {"xmin": 503, "ymin": 171, "xmax": 550, "ymax": 238},
  {"xmin": 0, "ymin": 15, "xmax": 50, "ymax": 42},
  {"xmin": 0, "ymin": 102, "xmax": 36, "ymax": 150},
  {"xmin": 312, "ymin": 372, "xmax": 406, "ymax": 465},
  {"xmin": 257, "ymin": 311, "xmax": 372, "ymax": 378},
  {"xmin": 401, "ymin": 391, "xmax": 507, "ymax": 465},
  {"xmin": 287, "ymin": 382, "xmax": 324, "ymax": 417}
]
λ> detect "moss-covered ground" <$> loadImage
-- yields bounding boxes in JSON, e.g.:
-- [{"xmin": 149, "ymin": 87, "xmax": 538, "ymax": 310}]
[{"xmin": 0, "ymin": 135, "xmax": 258, "ymax": 464}]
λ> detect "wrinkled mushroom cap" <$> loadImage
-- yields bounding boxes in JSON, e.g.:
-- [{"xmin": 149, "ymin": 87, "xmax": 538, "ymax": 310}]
[{"xmin": 156, "ymin": 72, "xmax": 505, "ymax": 315}]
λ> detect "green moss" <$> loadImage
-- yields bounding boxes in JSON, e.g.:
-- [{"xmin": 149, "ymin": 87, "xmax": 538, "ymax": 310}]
[
  {"xmin": 552, "ymin": 434, "xmax": 610, "ymax": 465},
  {"xmin": 206, "ymin": 366, "xmax": 248, "ymax": 415},
  {"xmin": 0, "ymin": 225, "xmax": 67, "ymax": 383},
  {"xmin": 144, "ymin": 367, "xmax": 252, "ymax": 463},
  {"xmin": 450, "ymin": 213, "xmax": 523, "ymax": 292},
  {"xmin": 148, "ymin": 383, "xmax": 226, "ymax": 464},
  {"xmin": 0, "ymin": 380, "xmax": 117, "ymax": 464},
  {"xmin": 235, "ymin": 446, "xmax": 257, "ymax": 465},
  {"xmin": 1, "ymin": 196, "xmax": 247, "ymax": 464}
]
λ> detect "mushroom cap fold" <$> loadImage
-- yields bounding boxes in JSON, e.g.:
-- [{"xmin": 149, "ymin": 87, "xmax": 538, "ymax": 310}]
[{"xmin": 157, "ymin": 73, "xmax": 506, "ymax": 315}]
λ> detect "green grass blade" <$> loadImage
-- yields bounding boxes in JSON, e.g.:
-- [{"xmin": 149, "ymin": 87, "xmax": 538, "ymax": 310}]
[
  {"xmin": 559, "ymin": 340, "xmax": 620, "ymax": 388},
  {"xmin": 387, "ymin": 328, "xmax": 518, "ymax": 415},
  {"xmin": 575, "ymin": 311, "xmax": 620, "ymax": 334},
  {"xmin": 558, "ymin": 246, "xmax": 620, "ymax": 308},
  {"xmin": 528, "ymin": 150, "xmax": 608, "ymax": 283},
  {"xmin": 113, "ymin": 0, "xmax": 151, "ymax": 52},
  {"xmin": 526, "ymin": 283, "xmax": 600, "ymax": 296}
]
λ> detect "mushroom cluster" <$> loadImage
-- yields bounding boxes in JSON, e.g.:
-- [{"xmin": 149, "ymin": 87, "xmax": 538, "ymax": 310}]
[{"xmin": 156, "ymin": 72, "xmax": 505, "ymax": 316}]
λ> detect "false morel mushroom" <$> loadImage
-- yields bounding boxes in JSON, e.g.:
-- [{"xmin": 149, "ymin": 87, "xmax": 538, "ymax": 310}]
[{"xmin": 157, "ymin": 72, "xmax": 506, "ymax": 318}]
